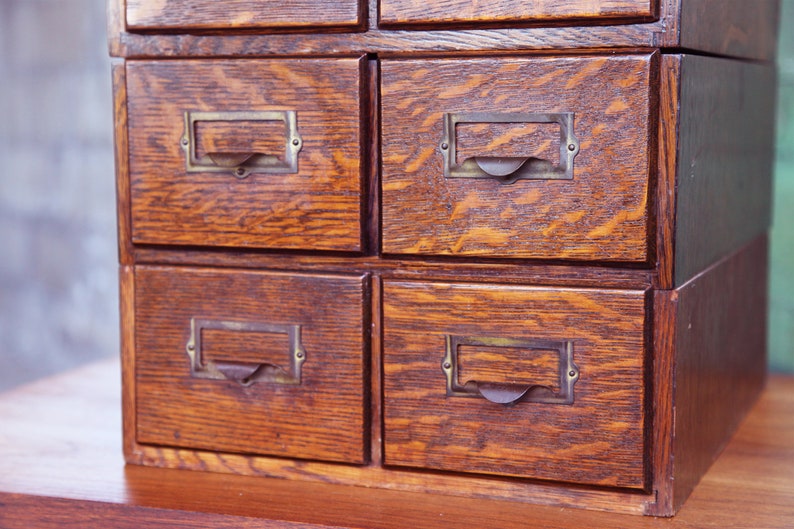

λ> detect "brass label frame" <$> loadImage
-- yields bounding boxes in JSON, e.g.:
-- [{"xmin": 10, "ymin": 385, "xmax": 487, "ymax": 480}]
[
  {"xmin": 439, "ymin": 112, "xmax": 579, "ymax": 184},
  {"xmin": 181, "ymin": 110, "xmax": 303, "ymax": 179},
  {"xmin": 185, "ymin": 318, "xmax": 306, "ymax": 387},
  {"xmin": 442, "ymin": 335, "xmax": 579, "ymax": 405}
]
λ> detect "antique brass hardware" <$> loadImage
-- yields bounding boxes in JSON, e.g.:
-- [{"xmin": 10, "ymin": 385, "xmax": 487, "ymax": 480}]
[
  {"xmin": 181, "ymin": 110, "xmax": 302, "ymax": 178},
  {"xmin": 442, "ymin": 335, "xmax": 579, "ymax": 405},
  {"xmin": 186, "ymin": 318, "xmax": 306, "ymax": 387},
  {"xmin": 439, "ymin": 112, "xmax": 579, "ymax": 184}
]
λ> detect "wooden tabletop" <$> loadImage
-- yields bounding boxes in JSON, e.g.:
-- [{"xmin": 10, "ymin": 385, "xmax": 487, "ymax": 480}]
[{"xmin": 0, "ymin": 358, "xmax": 792, "ymax": 528}]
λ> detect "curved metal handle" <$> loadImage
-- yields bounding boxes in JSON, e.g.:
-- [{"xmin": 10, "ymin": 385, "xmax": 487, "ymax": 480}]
[
  {"xmin": 186, "ymin": 318, "xmax": 306, "ymax": 387},
  {"xmin": 442, "ymin": 335, "xmax": 579, "ymax": 406},
  {"xmin": 182, "ymin": 110, "xmax": 303, "ymax": 179},
  {"xmin": 439, "ymin": 112, "xmax": 579, "ymax": 184}
]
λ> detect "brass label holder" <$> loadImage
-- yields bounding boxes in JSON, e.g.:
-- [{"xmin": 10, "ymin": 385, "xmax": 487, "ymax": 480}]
[
  {"xmin": 185, "ymin": 318, "xmax": 306, "ymax": 387},
  {"xmin": 439, "ymin": 112, "xmax": 579, "ymax": 184},
  {"xmin": 442, "ymin": 335, "xmax": 579, "ymax": 406},
  {"xmin": 181, "ymin": 110, "xmax": 303, "ymax": 179}
]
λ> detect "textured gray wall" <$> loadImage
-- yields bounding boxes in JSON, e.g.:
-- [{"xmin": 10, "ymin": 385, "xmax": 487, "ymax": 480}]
[{"xmin": 0, "ymin": 0, "xmax": 118, "ymax": 391}]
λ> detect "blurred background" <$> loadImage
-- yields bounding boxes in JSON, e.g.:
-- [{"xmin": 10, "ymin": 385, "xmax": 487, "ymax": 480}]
[{"xmin": 0, "ymin": 1, "xmax": 792, "ymax": 391}]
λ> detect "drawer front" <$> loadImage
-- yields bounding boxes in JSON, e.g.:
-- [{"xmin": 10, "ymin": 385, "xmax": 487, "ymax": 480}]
[
  {"xmin": 381, "ymin": 55, "xmax": 654, "ymax": 262},
  {"xmin": 127, "ymin": 58, "xmax": 364, "ymax": 252},
  {"xmin": 127, "ymin": 0, "xmax": 362, "ymax": 30},
  {"xmin": 134, "ymin": 266, "xmax": 368, "ymax": 464},
  {"xmin": 382, "ymin": 280, "xmax": 648, "ymax": 488},
  {"xmin": 379, "ymin": 0, "xmax": 655, "ymax": 27}
]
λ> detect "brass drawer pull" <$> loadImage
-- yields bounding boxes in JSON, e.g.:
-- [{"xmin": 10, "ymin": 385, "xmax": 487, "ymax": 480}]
[
  {"xmin": 181, "ymin": 110, "xmax": 303, "ymax": 179},
  {"xmin": 442, "ymin": 335, "xmax": 579, "ymax": 406},
  {"xmin": 439, "ymin": 112, "xmax": 579, "ymax": 184},
  {"xmin": 185, "ymin": 318, "xmax": 306, "ymax": 387}
]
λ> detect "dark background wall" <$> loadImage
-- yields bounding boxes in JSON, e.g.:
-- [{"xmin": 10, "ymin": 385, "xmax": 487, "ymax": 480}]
[{"xmin": 0, "ymin": 1, "xmax": 792, "ymax": 392}]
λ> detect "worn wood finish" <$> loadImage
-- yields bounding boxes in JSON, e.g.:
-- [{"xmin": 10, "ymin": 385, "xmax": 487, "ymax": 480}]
[
  {"xmin": 126, "ymin": 58, "xmax": 365, "ymax": 252},
  {"xmin": 379, "ymin": 0, "xmax": 656, "ymax": 27},
  {"xmin": 381, "ymin": 54, "xmax": 655, "ymax": 262},
  {"xmin": 670, "ymin": 236, "xmax": 769, "ymax": 511},
  {"xmin": 382, "ymin": 280, "xmax": 649, "ymax": 488},
  {"xmin": 670, "ymin": 55, "xmax": 775, "ymax": 286},
  {"xmin": 107, "ymin": 0, "xmax": 779, "ymax": 62},
  {"xmin": 130, "ymin": 248, "xmax": 656, "ymax": 289},
  {"xmin": 133, "ymin": 266, "xmax": 369, "ymax": 464},
  {"xmin": 126, "ymin": 0, "xmax": 362, "ymax": 30}
]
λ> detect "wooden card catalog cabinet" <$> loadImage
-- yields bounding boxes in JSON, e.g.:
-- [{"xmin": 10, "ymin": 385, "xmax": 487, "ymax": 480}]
[{"xmin": 108, "ymin": 0, "xmax": 779, "ymax": 517}]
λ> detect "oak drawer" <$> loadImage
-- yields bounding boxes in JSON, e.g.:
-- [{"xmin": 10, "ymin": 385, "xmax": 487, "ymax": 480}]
[
  {"xmin": 134, "ymin": 266, "xmax": 369, "ymax": 464},
  {"xmin": 381, "ymin": 54, "xmax": 654, "ymax": 262},
  {"xmin": 126, "ymin": 0, "xmax": 362, "ymax": 31},
  {"xmin": 382, "ymin": 280, "xmax": 648, "ymax": 488},
  {"xmin": 126, "ymin": 58, "xmax": 365, "ymax": 252},
  {"xmin": 379, "ymin": 0, "xmax": 655, "ymax": 27}
]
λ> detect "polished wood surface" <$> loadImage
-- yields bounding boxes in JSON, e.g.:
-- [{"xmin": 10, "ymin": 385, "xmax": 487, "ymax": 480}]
[
  {"xmin": 0, "ymin": 358, "xmax": 792, "ymax": 528},
  {"xmin": 132, "ymin": 266, "xmax": 369, "ymax": 464},
  {"xmin": 381, "ymin": 54, "xmax": 654, "ymax": 262},
  {"xmin": 126, "ymin": 58, "xmax": 366, "ymax": 252},
  {"xmin": 382, "ymin": 280, "xmax": 647, "ymax": 488}
]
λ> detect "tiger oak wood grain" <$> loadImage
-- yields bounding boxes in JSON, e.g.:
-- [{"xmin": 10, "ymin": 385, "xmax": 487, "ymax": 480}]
[
  {"xmin": 379, "ymin": 0, "xmax": 655, "ymax": 27},
  {"xmin": 126, "ymin": 0, "xmax": 362, "ymax": 30},
  {"xmin": 126, "ymin": 58, "xmax": 366, "ymax": 252},
  {"xmin": 108, "ymin": 0, "xmax": 778, "ymax": 517},
  {"xmin": 133, "ymin": 266, "xmax": 369, "ymax": 464},
  {"xmin": 381, "ymin": 280, "xmax": 649, "ymax": 488},
  {"xmin": 381, "ymin": 54, "xmax": 655, "ymax": 262}
]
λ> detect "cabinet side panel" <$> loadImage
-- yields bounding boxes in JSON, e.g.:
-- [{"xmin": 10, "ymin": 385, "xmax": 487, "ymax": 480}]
[
  {"xmin": 679, "ymin": 0, "xmax": 779, "ymax": 61},
  {"xmin": 673, "ymin": 55, "xmax": 775, "ymax": 286},
  {"xmin": 671, "ymin": 236, "xmax": 768, "ymax": 511}
]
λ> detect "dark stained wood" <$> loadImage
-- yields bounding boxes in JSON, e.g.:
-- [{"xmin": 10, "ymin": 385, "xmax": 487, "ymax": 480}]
[
  {"xmin": 381, "ymin": 280, "xmax": 649, "ymax": 488},
  {"xmin": 646, "ymin": 288, "xmax": 676, "ymax": 515},
  {"xmin": 381, "ymin": 54, "xmax": 655, "ymax": 263},
  {"xmin": 676, "ymin": 0, "xmax": 780, "ymax": 62},
  {"xmin": 653, "ymin": 54, "xmax": 679, "ymax": 289},
  {"xmin": 1, "ymin": 360, "xmax": 793, "ymax": 528},
  {"xmin": 671, "ymin": 55, "xmax": 775, "ymax": 286},
  {"xmin": 363, "ymin": 57, "xmax": 381, "ymax": 256},
  {"xmin": 670, "ymin": 236, "xmax": 769, "ymax": 511},
  {"xmin": 126, "ymin": 0, "xmax": 362, "ymax": 30},
  {"xmin": 379, "ymin": 0, "xmax": 656, "ymax": 27},
  {"xmin": 132, "ymin": 266, "xmax": 369, "ymax": 464},
  {"xmin": 126, "ymin": 58, "xmax": 365, "ymax": 252}
]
